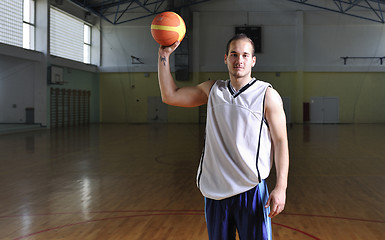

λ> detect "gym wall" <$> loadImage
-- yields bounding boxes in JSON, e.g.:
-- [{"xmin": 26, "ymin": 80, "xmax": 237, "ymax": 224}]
[{"xmin": 99, "ymin": 6, "xmax": 385, "ymax": 124}]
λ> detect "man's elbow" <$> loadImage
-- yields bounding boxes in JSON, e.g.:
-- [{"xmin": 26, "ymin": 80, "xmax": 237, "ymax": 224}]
[
  {"xmin": 161, "ymin": 95, "xmax": 177, "ymax": 106},
  {"xmin": 161, "ymin": 96, "xmax": 171, "ymax": 105}
]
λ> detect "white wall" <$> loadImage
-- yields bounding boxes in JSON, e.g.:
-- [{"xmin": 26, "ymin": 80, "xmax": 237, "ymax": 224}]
[
  {"xmin": 0, "ymin": 0, "xmax": 100, "ymax": 126},
  {"xmin": 99, "ymin": 0, "xmax": 385, "ymax": 73},
  {"xmin": 304, "ymin": 11, "xmax": 385, "ymax": 71},
  {"xmin": 197, "ymin": 11, "xmax": 299, "ymax": 72},
  {"xmin": 100, "ymin": 17, "xmax": 161, "ymax": 72},
  {"xmin": 0, "ymin": 43, "xmax": 46, "ymax": 124},
  {"xmin": 0, "ymin": 55, "xmax": 36, "ymax": 123}
]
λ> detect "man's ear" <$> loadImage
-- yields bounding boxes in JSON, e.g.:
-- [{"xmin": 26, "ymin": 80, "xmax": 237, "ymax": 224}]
[
  {"xmin": 252, "ymin": 55, "xmax": 256, "ymax": 67},
  {"xmin": 224, "ymin": 54, "xmax": 228, "ymax": 65}
]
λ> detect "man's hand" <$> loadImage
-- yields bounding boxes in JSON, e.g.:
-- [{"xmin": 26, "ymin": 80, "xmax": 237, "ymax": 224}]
[
  {"xmin": 265, "ymin": 186, "xmax": 286, "ymax": 218},
  {"xmin": 158, "ymin": 41, "xmax": 180, "ymax": 62}
]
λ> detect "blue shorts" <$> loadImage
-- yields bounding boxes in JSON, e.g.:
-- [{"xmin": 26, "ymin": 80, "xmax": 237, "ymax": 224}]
[{"xmin": 204, "ymin": 180, "xmax": 272, "ymax": 240}]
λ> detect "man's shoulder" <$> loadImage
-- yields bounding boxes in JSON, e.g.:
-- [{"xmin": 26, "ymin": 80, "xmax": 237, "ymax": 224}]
[
  {"xmin": 254, "ymin": 78, "xmax": 272, "ymax": 87},
  {"xmin": 208, "ymin": 79, "xmax": 227, "ymax": 90},
  {"xmin": 265, "ymin": 87, "xmax": 283, "ymax": 108}
]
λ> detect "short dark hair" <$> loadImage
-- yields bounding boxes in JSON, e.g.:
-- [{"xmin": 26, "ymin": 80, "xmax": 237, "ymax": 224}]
[{"xmin": 226, "ymin": 33, "xmax": 255, "ymax": 56}]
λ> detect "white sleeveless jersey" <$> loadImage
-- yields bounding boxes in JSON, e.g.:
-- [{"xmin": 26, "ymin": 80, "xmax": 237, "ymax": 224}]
[{"xmin": 196, "ymin": 78, "xmax": 273, "ymax": 200}]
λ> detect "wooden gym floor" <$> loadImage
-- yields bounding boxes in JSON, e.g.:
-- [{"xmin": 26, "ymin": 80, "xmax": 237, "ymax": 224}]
[{"xmin": 0, "ymin": 123, "xmax": 384, "ymax": 240}]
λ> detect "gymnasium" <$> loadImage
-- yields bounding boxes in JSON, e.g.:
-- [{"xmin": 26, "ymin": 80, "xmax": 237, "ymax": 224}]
[{"xmin": 0, "ymin": 0, "xmax": 384, "ymax": 239}]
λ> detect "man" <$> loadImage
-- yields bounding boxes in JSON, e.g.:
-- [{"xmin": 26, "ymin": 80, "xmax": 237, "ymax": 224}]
[{"xmin": 157, "ymin": 34, "xmax": 289, "ymax": 240}]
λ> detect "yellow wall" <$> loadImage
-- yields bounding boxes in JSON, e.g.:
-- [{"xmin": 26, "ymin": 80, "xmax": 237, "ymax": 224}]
[
  {"xmin": 100, "ymin": 71, "xmax": 385, "ymax": 124},
  {"xmin": 303, "ymin": 72, "xmax": 385, "ymax": 123},
  {"xmin": 100, "ymin": 72, "xmax": 199, "ymax": 123},
  {"xmin": 254, "ymin": 71, "xmax": 385, "ymax": 123}
]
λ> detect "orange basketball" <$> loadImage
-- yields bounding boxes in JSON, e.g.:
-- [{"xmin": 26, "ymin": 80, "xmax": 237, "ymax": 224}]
[{"xmin": 151, "ymin": 11, "xmax": 186, "ymax": 46}]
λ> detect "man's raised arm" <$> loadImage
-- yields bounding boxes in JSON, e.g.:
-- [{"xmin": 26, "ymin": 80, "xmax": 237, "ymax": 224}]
[{"xmin": 158, "ymin": 42, "xmax": 214, "ymax": 107}]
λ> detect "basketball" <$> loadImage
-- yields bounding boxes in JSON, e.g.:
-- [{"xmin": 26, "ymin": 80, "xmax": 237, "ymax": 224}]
[{"xmin": 151, "ymin": 11, "xmax": 186, "ymax": 46}]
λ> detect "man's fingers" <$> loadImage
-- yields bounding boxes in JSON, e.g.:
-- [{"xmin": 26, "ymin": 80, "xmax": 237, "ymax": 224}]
[
  {"xmin": 265, "ymin": 196, "xmax": 271, "ymax": 208},
  {"xmin": 267, "ymin": 200, "xmax": 285, "ymax": 218},
  {"xmin": 269, "ymin": 206, "xmax": 278, "ymax": 218}
]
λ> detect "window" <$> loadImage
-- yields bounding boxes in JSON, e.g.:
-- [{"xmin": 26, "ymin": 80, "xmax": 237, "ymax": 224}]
[
  {"xmin": 0, "ymin": 0, "xmax": 23, "ymax": 47},
  {"xmin": 0, "ymin": 0, "xmax": 35, "ymax": 49},
  {"xmin": 50, "ymin": 7, "xmax": 92, "ymax": 64},
  {"xmin": 23, "ymin": 0, "xmax": 35, "ymax": 50},
  {"xmin": 83, "ymin": 24, "xmax": 91, "ymax": 64}
]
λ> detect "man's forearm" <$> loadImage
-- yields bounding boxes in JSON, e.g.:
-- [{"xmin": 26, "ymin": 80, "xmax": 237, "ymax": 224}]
[
  {"xmin": 274, "ymin": 140, "xmax": 289, "ymax": 190},
  {"xmin": 157, "ymin": 53, "xmax": 179, "ymax": 104}
]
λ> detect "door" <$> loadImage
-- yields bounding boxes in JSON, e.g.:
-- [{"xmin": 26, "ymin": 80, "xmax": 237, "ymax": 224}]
[
  {"xmin": 310, "ymin": 96, "xmax": 339, "ymax": 123},
  {"xmin": 147, "ymin": 96, "xmax": 168, "ymax": 122}
]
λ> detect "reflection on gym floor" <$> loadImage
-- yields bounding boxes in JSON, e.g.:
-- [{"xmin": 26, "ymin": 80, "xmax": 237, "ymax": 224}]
[{"xmin": 0, "ymin": 123, "xmax": 384, "ymax": 239}]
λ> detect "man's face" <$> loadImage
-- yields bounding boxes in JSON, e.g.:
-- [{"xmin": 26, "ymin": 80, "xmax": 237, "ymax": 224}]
[{"xmin": 224, "ymin": 39, "xmax": 256, "ymax": 79}]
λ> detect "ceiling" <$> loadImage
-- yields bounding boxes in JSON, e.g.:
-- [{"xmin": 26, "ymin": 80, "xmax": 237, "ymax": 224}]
[
  {"xmin": 67, "ymin": 0, "xmax": 212, "ymax": 24},
  {"xmin": 67, "ymin": 0, "xmax": 385, "ymax": 24},
  {"xmin": 286, "ymin": 0, "xmax": 385, "ymax": 23}
]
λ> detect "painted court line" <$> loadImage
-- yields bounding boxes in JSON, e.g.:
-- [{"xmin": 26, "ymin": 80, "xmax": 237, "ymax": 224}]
[
  {"xmin": 9, "ymin": 211, "xmax": 323, "ymax": 240},
  {"xmin": 7, "ymin": 210, "xmax": 384, "ymax": 240}
]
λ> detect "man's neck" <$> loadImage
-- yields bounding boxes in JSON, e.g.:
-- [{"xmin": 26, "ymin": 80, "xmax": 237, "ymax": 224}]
[{"xmin": 230, "ymin": 76, "xmax": 253, "ymax": 91}]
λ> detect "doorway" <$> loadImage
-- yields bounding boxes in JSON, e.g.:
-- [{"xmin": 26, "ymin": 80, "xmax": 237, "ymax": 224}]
[{"xmin": 310, "ymin": 96, "xmax": 339, "ymax": 123}]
